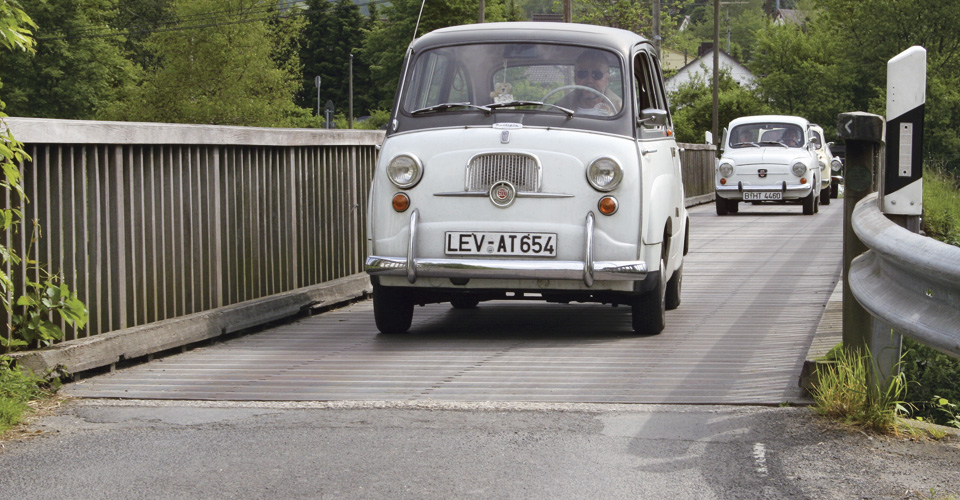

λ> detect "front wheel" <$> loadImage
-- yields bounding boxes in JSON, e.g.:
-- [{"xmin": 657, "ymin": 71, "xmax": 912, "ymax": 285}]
[
  {"xmin": 802, "ymin": 192, "xmax": 815, "ymax": 215},
  {"xmin": 373, "ymin": 284, "xmax": 414, "ymax": 334},
  {"xmin": 715, "ymin": 194, "xmax": 729, "ymax": 216},
  {"xmin": 450, "ymin": 297, "xmax": 480, "ymax": 309},
  {"xmin": 820, "ymin": 188, "xmax": 831, "ymax": 205},
  {"xmin": 632, "ymin": 259, "xmax": 666, "ymax": 335},
  {"xmin": 665, "ymin": 263, "xmax": 682, "ymax": 310}
]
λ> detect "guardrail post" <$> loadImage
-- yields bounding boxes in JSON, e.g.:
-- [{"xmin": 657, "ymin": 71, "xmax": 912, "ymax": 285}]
[{"xmin": 836, "ymin": 112, "xmax": 883, "ymax": 355}]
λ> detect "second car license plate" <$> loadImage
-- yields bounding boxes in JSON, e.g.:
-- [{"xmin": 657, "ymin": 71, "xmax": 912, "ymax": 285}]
[
  {"xmin": 743, "ymin": 192, "xmax": 782, "ymax": 201},
  {"xmin": 445, "ymin": 232, "xmax": 557, "ymax": 257}
]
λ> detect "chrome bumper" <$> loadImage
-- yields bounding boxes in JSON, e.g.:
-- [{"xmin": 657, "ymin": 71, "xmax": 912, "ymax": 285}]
[
  {"xmin": 716, "ymin": 180, "xmax": 813, "ymax": 198},
  {"xmin": 365, "ymin": 209, "xmax": 647, "ymax": 288}
]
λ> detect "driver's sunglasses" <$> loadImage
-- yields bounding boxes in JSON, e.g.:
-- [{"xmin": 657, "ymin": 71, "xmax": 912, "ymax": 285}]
[{"xmin": 575, "ymin": 69, "xmax": 606, "ymax": 80}]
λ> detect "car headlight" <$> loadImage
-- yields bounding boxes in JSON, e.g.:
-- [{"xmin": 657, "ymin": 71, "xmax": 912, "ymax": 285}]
[
  {"xmin": 586, "ymin": 157, "xmax": 623, "ymax": 192},
  {"xmin": 718, "ymin": 162, "xmax": 734, "ymax": 177},
  {"xmin": 387, "ymin": 154, "xmax": 423, "ymax": 188},
  {"xmin": 831, "ymin": 159, "xmax": 843, "ymax": 172},
  {"xmin": 819, "ymin": 160, "xmax": 827, "ymax": 171},
  {"xmin": 792, "ymin": 162, "xmax": 807, "ymax": 177}
]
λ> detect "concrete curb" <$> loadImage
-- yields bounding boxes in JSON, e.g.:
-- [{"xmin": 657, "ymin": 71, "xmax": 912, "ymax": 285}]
[
  {"xmin": 799, "ymin": 280, "xmax": 843, "ymax": 393},
  {"xmin": 9, "ymin": 274, "xmax": 372, "ymax": 376}
]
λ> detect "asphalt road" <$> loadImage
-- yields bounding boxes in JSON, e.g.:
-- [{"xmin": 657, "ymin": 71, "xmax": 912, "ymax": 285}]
[{"xmin": 1, "ymin": 400, "xmax": 959, "ymax": 499}]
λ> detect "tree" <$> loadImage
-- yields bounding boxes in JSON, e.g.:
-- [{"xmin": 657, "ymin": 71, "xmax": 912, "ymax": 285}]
[
  {"xmin": 297, "ymin": 0, "xmax": 376, "ymax": 121},
  {"xmin": 575, "ymin": 0, "xmax": 691, "ymax": 47},
  {"xmin": 816, "ymin": 0, "xmax": 960, "ymax": 161},
  {"xmin": 361, "ymin": 0, "xmax": 522, "ymax": 111},
  {"xmin": 668, "ymin": 67, "xmax": 770, "ymax": 144},
  {"xmin": 748, "ymin": 18, "xmax": 853, "ymax": 137},
  {"xmin": 0, "ymin": 0, "xmax": 141, "ymax": 120},
  {"xmin": 107, "ymin": 0, "xmax": 305, "ymax": 126}
]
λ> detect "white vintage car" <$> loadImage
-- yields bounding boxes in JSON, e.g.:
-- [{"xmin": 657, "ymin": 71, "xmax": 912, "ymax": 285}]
[
  {"xmin": 809, "ymin": 124, "xmax": 835, "ymax": 205},
  {"xmin": 715, "ymin": 115, "xmax": 821, "ymax": 215},
  {"xmin": 365, "ymin": 22, "xmax": 689, "ymax": 335}
]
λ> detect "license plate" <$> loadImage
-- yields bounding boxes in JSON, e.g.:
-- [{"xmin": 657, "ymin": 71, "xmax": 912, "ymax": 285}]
[
  {"xmin": 743, "ymin": 192, "xmax": 782, "ymax": 201},
  {"xmin": 444, "ymin": 231, "xmax": 557, "ymax": 257}
]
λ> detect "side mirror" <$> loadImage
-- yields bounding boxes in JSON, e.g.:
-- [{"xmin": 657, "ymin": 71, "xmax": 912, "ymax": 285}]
[{"xmin": 639, "ymin": 108, "xmax": 668, "ymax": 127}]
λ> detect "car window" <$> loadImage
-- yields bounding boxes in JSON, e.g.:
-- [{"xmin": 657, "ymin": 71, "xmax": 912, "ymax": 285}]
[
  {"xmin": 730, "ymin": 123, "xmax": 804, "ymax": 148},
  {"xmin": 402, "ymin": 43, "xmax": 624, "ymax": 119}
]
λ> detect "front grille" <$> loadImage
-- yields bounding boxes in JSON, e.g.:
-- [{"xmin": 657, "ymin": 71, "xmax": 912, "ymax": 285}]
[{"xmin": 465, "ymin": 153, "xmax": 541, "ymax": 192}]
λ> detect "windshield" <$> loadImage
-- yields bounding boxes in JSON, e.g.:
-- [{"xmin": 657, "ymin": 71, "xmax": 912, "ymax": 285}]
[
  {"xmin": 730, "ymin": 123, "xmax": 805, "ymax": 148},
  {"xmin": 402, "ymin": 43, "xmax": 625, "ymax": 119}
]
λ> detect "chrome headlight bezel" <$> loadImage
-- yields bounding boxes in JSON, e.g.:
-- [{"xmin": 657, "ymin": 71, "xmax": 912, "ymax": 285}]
[
  {"xmin": 831, "ymin": 159, "xmax": 843, "ymax": 172},
  {"xmin": 718, "ymin": 162, "xmax": 734, "ymax": 178},
  {"xmin": 791, "ymin": 162, "xmax": 807, "ymax": 177},
  {"xmin": 586, "ymin": 156, "xmax": 623, "ymax": 192},
  {"xmin": 386, "ymin": 154, "xmax": 423, "ymax": 189}
]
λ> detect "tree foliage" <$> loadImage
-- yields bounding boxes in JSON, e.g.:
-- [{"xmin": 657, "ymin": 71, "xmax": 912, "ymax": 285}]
[
  {"xmin": 669, "ymin": 67, "xmax": 770, "ymax": 144},
  {"xmin": 0, "ymin": 0, "xmax": 140, "ymax": 120},
  {"xmin": 106, "ymin": 0, "xmax": 304, "ymax": 126}
]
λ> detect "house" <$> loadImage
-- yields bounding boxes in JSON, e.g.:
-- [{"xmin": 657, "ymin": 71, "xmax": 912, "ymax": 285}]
[{"xmin": 663, "ymin": 44, "xmax": 755, "ymax": 94}]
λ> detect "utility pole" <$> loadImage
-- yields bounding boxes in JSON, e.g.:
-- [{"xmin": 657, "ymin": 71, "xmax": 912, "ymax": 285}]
[
  {"xmin": 652, "ymin": 0, "xmax": 661, "ymax": 58},
  {"xmin": 712, "ymin": 0, "xmax": 719, "ymax": 146},
  {"xmin": 564, "ymin": 0, "xmax": 571, "ymax": 23},
  {"xmin": 349, "ymin": 53, "xmax": 354, "ymax": 129},
  {"xmin": 479, "ymin": 0, "xmax": 484, "ymax": 23}
]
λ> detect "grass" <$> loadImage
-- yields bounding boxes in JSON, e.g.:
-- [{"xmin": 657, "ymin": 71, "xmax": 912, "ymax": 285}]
[
  {"xmin": 812, "ymin": 345, "xmax": 911, "ymax": 434},
  {"xmin": 923, "ymin": 166, "xmax": 960, "ymax": 246},
  {"xmin": 0, "ymin": 356, "xmax": 51, "ymax": 434}
]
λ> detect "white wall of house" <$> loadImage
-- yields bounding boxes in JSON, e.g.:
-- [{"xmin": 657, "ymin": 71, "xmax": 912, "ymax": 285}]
[{"xmin": 663, "ymin": 49, "xmax": 755, "ymax": 94}]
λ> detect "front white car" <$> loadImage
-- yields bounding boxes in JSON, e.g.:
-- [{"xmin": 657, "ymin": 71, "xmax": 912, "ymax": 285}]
[
  {"xmin": 715, "ymin": 116, "xmax": 821, "ymax": 215},
  {"xmin": 365, "ymin": 23, "xmax": 688, "ymax": 335}
]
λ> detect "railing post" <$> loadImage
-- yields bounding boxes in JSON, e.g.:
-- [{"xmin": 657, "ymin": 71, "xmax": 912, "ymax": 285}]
[{"xmin": 837, "ymin": 112, "xmax": 883, "ymax": 355}]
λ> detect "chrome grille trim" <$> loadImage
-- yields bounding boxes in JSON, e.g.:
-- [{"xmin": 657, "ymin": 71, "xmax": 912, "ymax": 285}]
[{"xmin": 465, "ymin": 153, "xmax": 542, "ymax": 193}]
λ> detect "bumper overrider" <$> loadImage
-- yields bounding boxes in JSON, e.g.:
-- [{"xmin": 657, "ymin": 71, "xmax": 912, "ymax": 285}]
[
  {"xmin": 716, "ymin": 180, "xmax": 813, "ymax": 199},
  {"xmin": 365, "ymin": 209, "xmax": 648, "ymax": 288}
]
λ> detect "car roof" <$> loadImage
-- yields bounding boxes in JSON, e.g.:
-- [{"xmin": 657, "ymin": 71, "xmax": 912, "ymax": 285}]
[
  {"xmin": 728, "ymin": 115, "xmax": 810, "ymax": 128},
  {"xmin": 409, "ymin": 22, "xmax": 649, "ymax": 56}
]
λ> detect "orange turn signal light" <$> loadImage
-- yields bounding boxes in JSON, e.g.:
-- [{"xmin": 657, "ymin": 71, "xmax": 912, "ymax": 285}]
[
  {"xmin": 392, "ymin": 193, "xmax": 410, "ymax": 212},
  {"xmin": 719, "ymin": 178, "xmax": 727, "ymax": 185},
  {"xmin": 800, "ymin": 178, "xmax": 808, "ymax": 184},
  {"xmin": 598, "ymin": 196, "xmax": 619, "ymax": 215}
]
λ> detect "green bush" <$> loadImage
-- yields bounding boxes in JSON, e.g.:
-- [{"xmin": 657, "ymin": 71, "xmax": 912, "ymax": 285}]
[
  {"xmin": 922, "ymin": 165, "xmax": 960, "ymax": 247},
  {"xmin": 902, "ymin": 338, "xmax": 960, "ymax": 427}
]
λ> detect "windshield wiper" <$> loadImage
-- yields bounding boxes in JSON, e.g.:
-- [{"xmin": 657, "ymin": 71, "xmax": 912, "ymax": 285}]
[
  {"xmin": 486, "ymin": 100, "xmax": 574, "ymax": 118},
  {"xmin": 758, "ymin": 141, "xmax": 787, "ymax": 148},
  {"xmin": 734, "ymin": 141, "xmax": 758, "ymax": 147},
  {"xmin": 411, "ymin": 102, "xmax": 491, "ymax": 115}
]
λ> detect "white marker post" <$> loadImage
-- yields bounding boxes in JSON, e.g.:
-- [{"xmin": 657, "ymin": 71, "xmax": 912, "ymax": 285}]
[{"xmin": 883, "ymin": 47, "xmax": 925, "ymax": 229}]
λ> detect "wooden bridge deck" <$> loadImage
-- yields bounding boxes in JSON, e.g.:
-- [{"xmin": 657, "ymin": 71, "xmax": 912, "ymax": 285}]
[{"xmin": 66, "ymin": 201, "xmax": 843, "ymax": 404}]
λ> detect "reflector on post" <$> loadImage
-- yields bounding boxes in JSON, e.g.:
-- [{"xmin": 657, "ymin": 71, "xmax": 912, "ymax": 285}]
[{"xmin": 882, "ymin": 46, "xmax": 925, "ymax": 216}]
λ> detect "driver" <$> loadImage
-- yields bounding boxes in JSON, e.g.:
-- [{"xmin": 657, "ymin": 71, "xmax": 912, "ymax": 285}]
[
  {"xmin": 782, "ymin": 128, "xmax": 803, "ymax": 147},
  {"xmin": 557, "ymin": 50, "xmax": 622, "ymax": 116}
]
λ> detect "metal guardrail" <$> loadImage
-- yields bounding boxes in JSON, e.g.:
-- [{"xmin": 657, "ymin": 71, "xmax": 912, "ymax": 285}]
[{"xmin": 849, "ymin": 192, "xmax": 960, "ymax": 357}]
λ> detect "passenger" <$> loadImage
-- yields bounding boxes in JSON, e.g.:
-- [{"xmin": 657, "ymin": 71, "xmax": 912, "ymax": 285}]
[
  {"xmin": 735, "ymin": 129, "xmax": 754, "ymax": 145},
  {"xmin": 557, "ymin": 50, "xmax": 622, "ymax": 116}
]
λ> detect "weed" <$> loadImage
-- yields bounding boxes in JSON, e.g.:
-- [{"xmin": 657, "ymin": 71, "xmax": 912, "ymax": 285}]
[
  {"xmin": 0, "ymin": 356, "xmax": 49, "ymax": 433},
  {"xmin": 922, "ymin": 165, "xmax": 960, "ymax": 247},
  {"xmin": 811, "ymin": 346, "xmax": 910, "ymax": 434}
]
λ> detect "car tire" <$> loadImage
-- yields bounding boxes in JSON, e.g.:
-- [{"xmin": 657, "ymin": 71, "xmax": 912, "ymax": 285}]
[
  {"xmin": 632, "ymin": 259, "xmax": 666, "ymax": 335},
  {"xmin": 665, "ymin": 263, "xmax": 682, "ymax": 310},
  {"xmin": 830, "ymin": 183, "xmax": 839, "ymax": 199},
  {"xmin": 450, "ymin": 297, "xmax": 480, "ymax": 309},
  {"xmin": 373, "ymin": 283, "xmax": 414, "ymax": 334},
  {"xmin": 821, "ymin": 188, "xmax": 830, "ymax": 205},
  {"xmin": 715, "ymin": 194, "xmax": 728, "ymax": 216},
  {"xmin": 802, "ymin": 192, "xmax": 815, "ymax": 215},
  {"xmin": 729, "ymin": 200, "xmax": 739, "ymax": 214}
]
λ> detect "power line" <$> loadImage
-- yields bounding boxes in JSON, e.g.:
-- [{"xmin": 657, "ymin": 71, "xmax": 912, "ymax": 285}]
[{"xmin": 34, "ymin": 0, "xmax": 389, "ymax": 42}]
